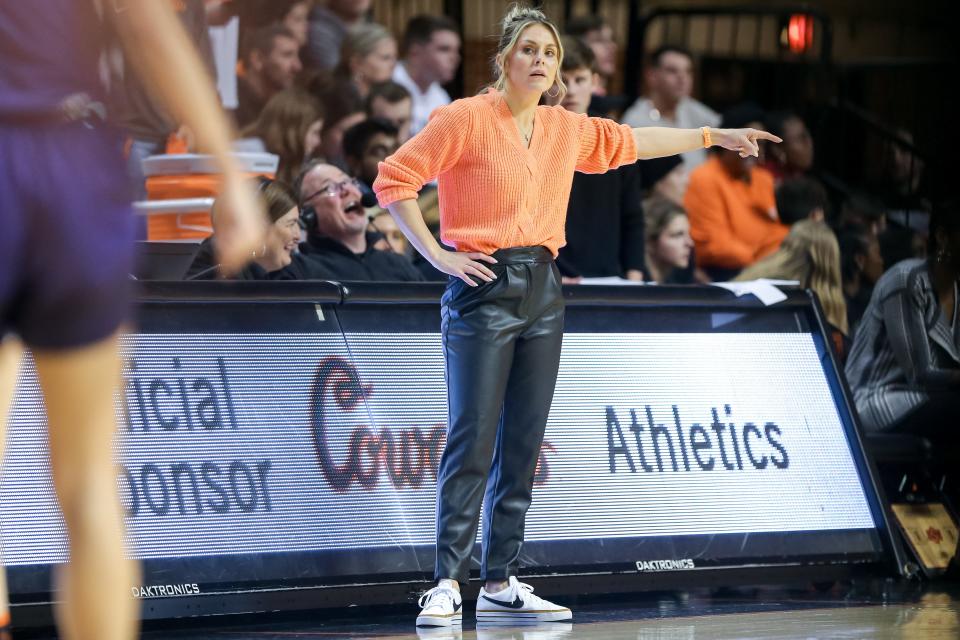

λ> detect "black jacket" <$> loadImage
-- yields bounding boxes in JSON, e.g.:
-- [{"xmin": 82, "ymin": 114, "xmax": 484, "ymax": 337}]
[
  {"xmin": 184, "ymin": 237, "xmax": 326, "ymax": 281},
  {"xmin": 556, "ymin": 162, "xmax": 644, "ymax": 278},
  {"xmin": 300, "ymin": 232, "xmax": 425, "ymax": 282}
]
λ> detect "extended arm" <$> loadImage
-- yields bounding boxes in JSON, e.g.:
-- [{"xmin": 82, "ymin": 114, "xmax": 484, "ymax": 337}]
[{"xmin": 632, "ymin": 127, "xmax": 781, "ymax": 160}]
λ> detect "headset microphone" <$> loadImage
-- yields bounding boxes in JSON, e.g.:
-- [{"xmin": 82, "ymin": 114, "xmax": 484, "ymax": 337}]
[{"xmin": 359, "ymin": 182, "xmax": 378, "ymax": 208}]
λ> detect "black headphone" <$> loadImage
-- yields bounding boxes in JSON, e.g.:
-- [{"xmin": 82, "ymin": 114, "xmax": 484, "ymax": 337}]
[
  {"xmin": 296, "ymin": 160, "xmax": 323, "ymax": 232},
  {"xmin": 299, "ymin": 204, "xmax": 317, "ymax": 232}
]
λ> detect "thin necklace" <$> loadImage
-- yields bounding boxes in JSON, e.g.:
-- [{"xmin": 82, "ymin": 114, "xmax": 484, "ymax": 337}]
[
  {"xmin": 518, "ymin": 121, "xmax": 533, "ymax": 146},
  {"xmin": 502, "ymin": 94, "xmax": 534, "ymax": 146}
]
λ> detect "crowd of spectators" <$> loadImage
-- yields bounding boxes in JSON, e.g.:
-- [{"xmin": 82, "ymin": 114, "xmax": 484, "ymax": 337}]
[{"xmin": 121, "ymin": 2, "xmax": 955, "ymax": 439}]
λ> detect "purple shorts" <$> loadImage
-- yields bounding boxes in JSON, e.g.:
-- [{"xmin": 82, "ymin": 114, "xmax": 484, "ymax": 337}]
[{"xmin": 0, "ymin": 122, "xmax": 135, "ymax": 349}]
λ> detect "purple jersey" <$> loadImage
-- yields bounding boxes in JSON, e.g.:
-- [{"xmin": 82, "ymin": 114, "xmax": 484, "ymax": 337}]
[
  {"xmin": 0, "ymin": 121, "xmax": 135, "ymax": 349},
  {"xmin": 1, "ymin": 2, "xmax": 134, "ymax": 348},
  {"xmin": 0, "ymin": 1, "xmax": 106, "ymax": 121}
]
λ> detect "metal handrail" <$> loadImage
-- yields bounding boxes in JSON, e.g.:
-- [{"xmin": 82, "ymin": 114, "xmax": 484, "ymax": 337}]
[
  {"xmin": 132, "ymin": 198, "xmax": 215, "ymax": 235},
  {"xmin": 132, "ymin": 198, "xmax": 215, "ymax": 216}
]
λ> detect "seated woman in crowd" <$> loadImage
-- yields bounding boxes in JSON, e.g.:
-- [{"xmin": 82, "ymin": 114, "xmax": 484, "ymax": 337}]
[
  {"xmin": 845, "ymin": 203, "xmax": 960, "ymax": 440},
  {"xmin": 236, "ymin": 88, "xmax": 324, "ymax": 185},
  {"xmin": 333, "ymin": 22, "xmax": 398, "ymax": 100},
  {"xmin": 186, "ymin": 177, "xmax": 325, "ymax": 280},
  {"xmin": 639, "ymin": 155, "xmax": 710, "ymax": 284},
  {"xmin": 735, "ymin": 219, "xmax": 849, "ymax": 357},
  {"xmin": 643, "ymin": 197, "xmax": 695, "ymax": 284}
]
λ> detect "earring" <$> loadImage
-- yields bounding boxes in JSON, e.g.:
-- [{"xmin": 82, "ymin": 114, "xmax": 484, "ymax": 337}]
[{"xmin": 546, "ymin": 85, "xmax": 560, "ymax": 98}]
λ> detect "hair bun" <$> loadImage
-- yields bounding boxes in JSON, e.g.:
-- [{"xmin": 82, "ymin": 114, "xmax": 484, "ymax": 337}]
[{"xmin": 502, "ymin": 3, "xmax": 547, "ymax": 31}]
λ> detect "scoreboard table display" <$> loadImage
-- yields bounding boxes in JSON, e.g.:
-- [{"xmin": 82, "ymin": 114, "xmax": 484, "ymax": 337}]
[{"xmin": 2, "ymin": 281, "xmax": 897, "ymax": 621}]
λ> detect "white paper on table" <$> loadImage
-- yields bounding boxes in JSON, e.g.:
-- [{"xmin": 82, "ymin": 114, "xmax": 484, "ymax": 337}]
[
  {"xmin": 576, "ymin": 277, "xmax": 647, "ymax": 286},
  {"xmin": 710, "ymin": 279, "xmax": 799, "ymax": 306}
]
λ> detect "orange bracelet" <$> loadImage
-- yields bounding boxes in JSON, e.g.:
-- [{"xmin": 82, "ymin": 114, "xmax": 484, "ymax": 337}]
[{"xmin": 701, "ymin": 126, "xmax": 712, "ymax": 148}]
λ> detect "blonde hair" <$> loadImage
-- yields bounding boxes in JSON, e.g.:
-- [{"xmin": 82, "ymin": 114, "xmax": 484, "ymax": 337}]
[
  {"xmin": 492, "ymin": 4, "xmax": 566, "ymax": 100},
  {"xmin": 735, "ymin": 220, "xmax": 849, "ymax": 334},
  {"xmin": 337, "ymin": 23, "xmax": 395, "ymax": 74}
]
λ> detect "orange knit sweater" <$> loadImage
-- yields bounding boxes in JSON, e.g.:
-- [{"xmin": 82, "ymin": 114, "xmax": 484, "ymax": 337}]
[{"xmin": 373, "ymin": 89, "xmax": 637, "ymax": 257}]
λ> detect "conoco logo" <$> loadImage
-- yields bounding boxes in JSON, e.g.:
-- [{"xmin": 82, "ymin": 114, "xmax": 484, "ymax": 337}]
[{"xmin": 311, "ymin": 357, "xmax": 555, "ymax": 492}]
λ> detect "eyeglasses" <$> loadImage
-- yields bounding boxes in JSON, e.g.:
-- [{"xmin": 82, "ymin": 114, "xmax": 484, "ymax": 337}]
[{"xmin": 303, "ymin": 177, "xmax": 362, "ymax": 202}]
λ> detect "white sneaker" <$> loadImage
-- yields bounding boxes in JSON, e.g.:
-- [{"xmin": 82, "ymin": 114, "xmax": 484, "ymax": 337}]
[
  {"xmin": 416, "ymin": 584, "xmax": 463, "ymax": 627},
  {"xmin": 476, "ymin": 577, "xmax": 572, "ymax": 623}
]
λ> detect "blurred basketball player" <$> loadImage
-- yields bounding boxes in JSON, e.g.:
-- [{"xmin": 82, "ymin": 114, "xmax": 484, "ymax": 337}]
[{"xmin": 0, "ymin": 1, "xmax": 265, "ymax": 637}]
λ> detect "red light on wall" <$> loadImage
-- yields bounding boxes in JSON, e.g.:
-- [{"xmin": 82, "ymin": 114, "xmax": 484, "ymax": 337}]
[{"xmin": 786, "ymin": 14, "xmax": 815, "ymax": 54}]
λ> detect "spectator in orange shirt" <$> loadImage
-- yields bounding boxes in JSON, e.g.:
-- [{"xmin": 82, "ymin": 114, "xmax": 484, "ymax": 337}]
[{"xmin": 684, "ymin": 103, "xmax": 788, "ymax": 281}]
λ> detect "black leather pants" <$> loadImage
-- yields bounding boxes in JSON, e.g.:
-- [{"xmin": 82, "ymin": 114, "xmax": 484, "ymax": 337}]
[{"xmin": 435, "ymin": 246, "xmax": 564, "ymax": 582}]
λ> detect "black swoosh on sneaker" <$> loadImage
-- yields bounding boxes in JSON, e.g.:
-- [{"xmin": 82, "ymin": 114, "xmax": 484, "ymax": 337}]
[{"xmin": 481, "ymin": 594, "xmax": 525, "ymax": 609}]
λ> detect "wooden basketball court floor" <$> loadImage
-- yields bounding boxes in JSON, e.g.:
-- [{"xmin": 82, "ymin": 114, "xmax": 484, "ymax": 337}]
[{"xmin": 15, "ymin": 581, "xmax": 953, "ymax": 640}]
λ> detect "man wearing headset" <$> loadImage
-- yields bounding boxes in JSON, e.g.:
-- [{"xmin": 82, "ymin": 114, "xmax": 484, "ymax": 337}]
[{"xmin": 295, "ymin": 160, "xmax": 424, "ymax": 282}]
